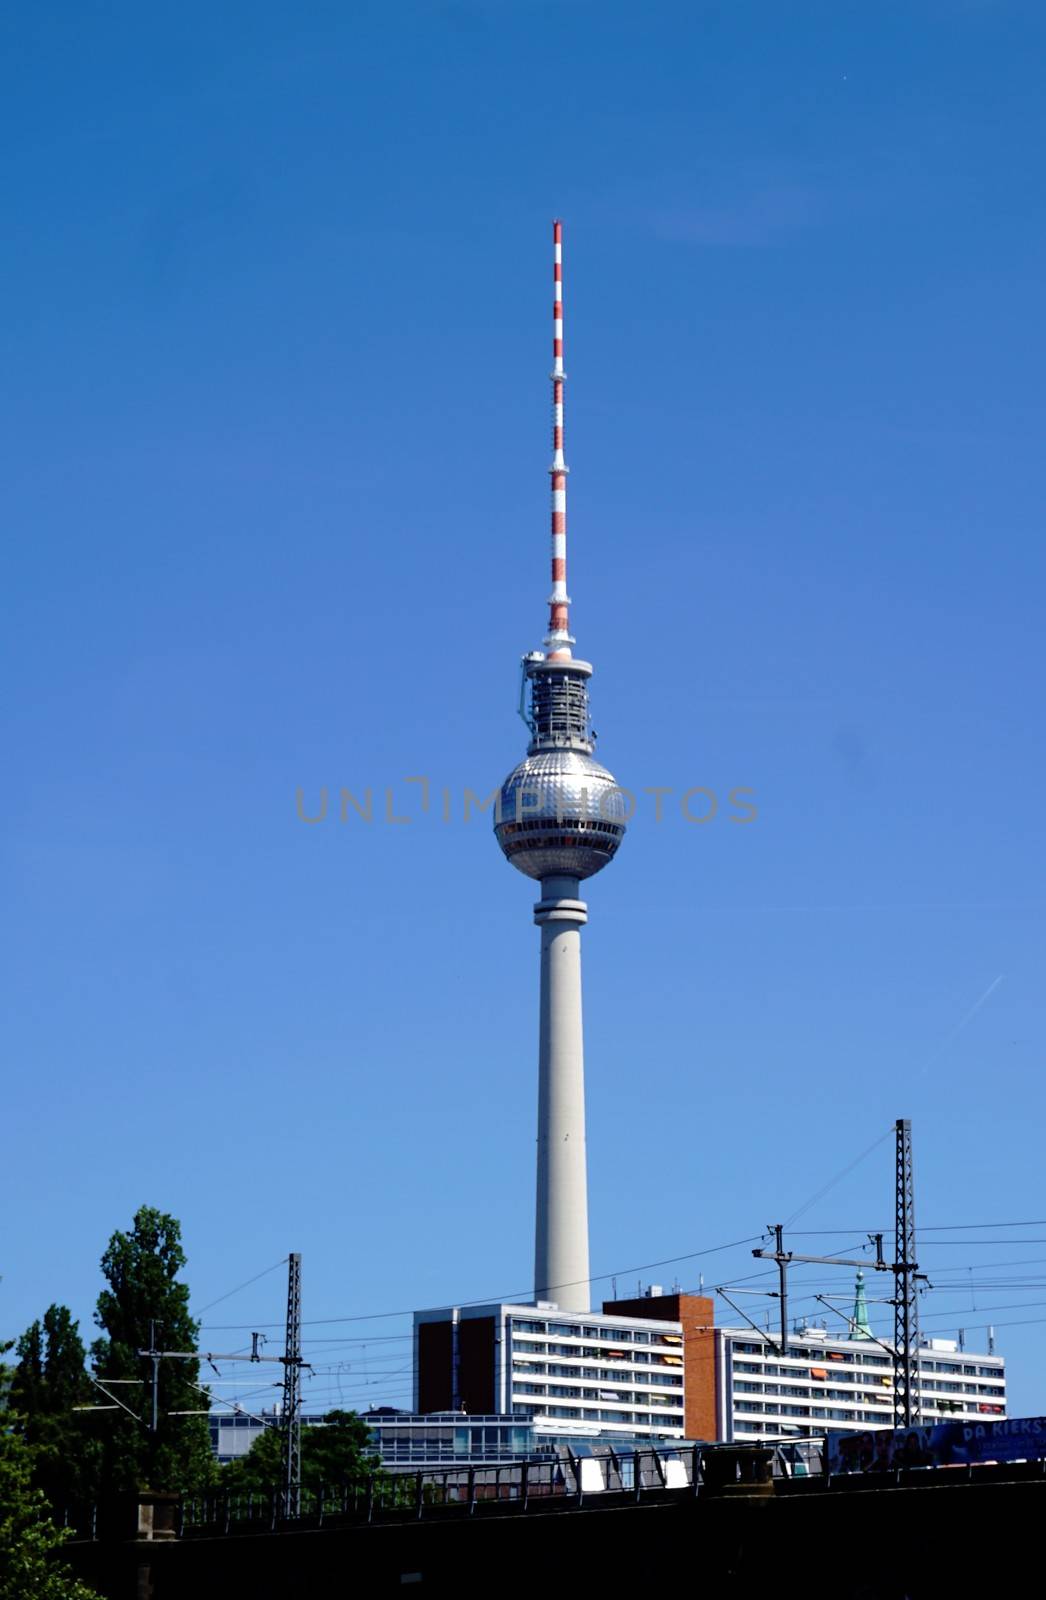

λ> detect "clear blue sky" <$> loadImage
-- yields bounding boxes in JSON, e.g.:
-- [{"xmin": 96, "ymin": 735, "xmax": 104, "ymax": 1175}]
[{"xmin": 3, "ymin": 0, "xmax": 1045, "ymax": 1422}]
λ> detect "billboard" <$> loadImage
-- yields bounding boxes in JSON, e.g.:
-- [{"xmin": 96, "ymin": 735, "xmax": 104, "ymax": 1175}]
[{"xmin": 827, "ymin": 1415, "xmax": 1046, "ymax": 1474}]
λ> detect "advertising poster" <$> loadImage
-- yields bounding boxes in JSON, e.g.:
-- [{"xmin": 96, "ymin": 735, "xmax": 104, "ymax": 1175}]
[{"xmin": 827, "ymin": 1415, "xmax": 1046, "ymax": 1474}]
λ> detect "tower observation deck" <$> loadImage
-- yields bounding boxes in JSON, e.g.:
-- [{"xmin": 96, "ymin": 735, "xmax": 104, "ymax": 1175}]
[{"xmin": 493, "ymin": 222, "xmax": 627, "ymax": 1314}]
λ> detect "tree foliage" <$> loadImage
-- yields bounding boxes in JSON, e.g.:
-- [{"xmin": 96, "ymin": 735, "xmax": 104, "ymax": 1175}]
[
  {"xmin": 9, "ymin": 1307, "xmax": 100, "ymax": 1512},
  {"xmin": 0, "ymin": 1428, "xmax": 100, "ymax": 1600},
  {"xmin": 305, "ymin": 1410, "xmax": 378, "ymax": 1487},
  {"xmin": 91, "ymin": 1205, "xmax": 216, "ymax": 1494},
  {"xmin": 223, "ymin": 1410, "xmax": 379, "ymax": 1496}
]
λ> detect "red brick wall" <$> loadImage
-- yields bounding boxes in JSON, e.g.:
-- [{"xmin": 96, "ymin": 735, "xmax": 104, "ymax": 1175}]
[
  {"xmin": 417, "ymin": 1320, "xmax": 453, "ymax": 1413},
  {"xmin": 602, "ymin": 1294, "xmax": 717, "ymax": 1442},
  {"xmin": 458, "ymin": 1316, "xmax": 496, "ymax": 1415},
  {"xmin": 416, "ymin": 1315, "xmax": 497, "ymax": 1416}
]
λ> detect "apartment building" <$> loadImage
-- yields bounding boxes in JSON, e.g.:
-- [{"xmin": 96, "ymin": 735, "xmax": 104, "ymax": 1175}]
[
  {"xmin": 414, "ymin": 1294, "xmax": 715, "ymax": 1444},
  {"xmin": 718, "ymin": 1327, "xmax": 1006, "ymax": 1443}
]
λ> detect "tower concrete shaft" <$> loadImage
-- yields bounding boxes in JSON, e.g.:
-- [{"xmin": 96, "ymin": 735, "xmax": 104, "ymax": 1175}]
[{"xmin": 534, "ymin": 874, "xmax": 590, "ymax": 1312}]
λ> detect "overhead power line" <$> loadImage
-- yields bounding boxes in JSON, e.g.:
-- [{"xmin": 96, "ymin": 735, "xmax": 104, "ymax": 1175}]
[
  {"xmin": 784, "ymin": 1126, "xmax": 894, "ymax": 1230},
  {"xmin": 200, "ymin": 1233, "xmax": 763, "ymax": 1332},
  {"xmin": 195, "ymin": 1257, "xmax": 288, "ymax": 1316},
  {"xmin": 788, "ymin": 1221, "xmax": 1046, "ymax": 1236}
]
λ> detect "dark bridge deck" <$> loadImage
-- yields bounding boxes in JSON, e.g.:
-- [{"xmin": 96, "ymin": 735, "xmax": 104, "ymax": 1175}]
[{"xmin": 67, "ymin": 1459, "xmax": 1046, "ymax": 1600}]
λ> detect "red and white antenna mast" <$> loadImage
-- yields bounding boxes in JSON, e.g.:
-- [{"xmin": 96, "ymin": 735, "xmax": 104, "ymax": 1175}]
[{"xmin": 544, "ymin": 219, "xmax": 573, "ymax": 661}]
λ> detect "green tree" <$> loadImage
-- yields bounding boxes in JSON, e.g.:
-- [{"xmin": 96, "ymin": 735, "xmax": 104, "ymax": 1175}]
[
  {"xmin": 9, "ymin": 1308, "xmax": 101, "ymax": 1512},
  {"xmin": 221, "ymin": 1420, "xmax": 283, "ymax": 1496},
  {"xmin": 91, "ymin": 1206, "xmax": 216, "ymax": 1494},
  {"xmin": 223, "ymin": 1409, "xmax": 379, "ymax": 1496},
  {"xmin": 303, "ymin": 1410, "xmax": 379, "ymax": 1489},
  {"xmin": 0, "ymin": 1427, "xmax": 101, "ymax": 1600},
  {"xmin": 10, "ymin": 1323, "xmax": 44, "ymax": 1416}
]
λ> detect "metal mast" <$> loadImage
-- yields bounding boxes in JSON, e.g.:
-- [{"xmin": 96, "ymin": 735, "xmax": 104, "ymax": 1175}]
[
  {"xmin": 493, "ymin": 222, "xmax": 627, "ymax": 1314},
  {"xmin": 282, "ymin": 1252, "xmax": 303, "ymax": 1515},
  {"xmin": 893, "ymin": 1119, "xmax": 921, "ymax": 1425},
  {"xmin": 545, "ymin": 219, "xmax": 572, "ymax": 660}
]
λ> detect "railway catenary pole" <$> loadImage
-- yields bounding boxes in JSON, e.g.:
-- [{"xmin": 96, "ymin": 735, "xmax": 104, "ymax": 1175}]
[
  {"xmin": 128, "ymin": 1253, "xmax": 309, "ymax": 1507},
  {"xmin": 282, "ymin": 1253, "xmax": 303, "ymax": 1517},
  {"xmin": 893, "ymin": 1119, "xmax": 921, "ymax": 1426},
  {"xmin": 752, "ymin": 1231, "xmax": 890, "ymax": 1355}
]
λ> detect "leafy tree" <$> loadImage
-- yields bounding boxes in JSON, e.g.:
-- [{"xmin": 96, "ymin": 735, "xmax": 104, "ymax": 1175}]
[
  {"xmin": 304, "ymin": 1410, "xmax": 379, "ymax": 1489},
  {"xmin": 9, "ymin": 1308, "xmax": 100, "ymax": 1512},
  {"xmin": 91, "ymin": 1206, "xmax": 216, "ymax": 1494},
  {"xmin": 0, "ymin": 1335, "xmax": 13, "ymax": 1415},
  {"xmin": 222, "ymin": 1419, "xmax": 284, "ymax": 1495},
  {"xmin": 38, "ymin": 1309, "xmax": 92, "ymax": 1420},
  {"xmin": 223, "ymin": 1409, "xmax": 379, "ymax": 1496},
  {"xmin": 0, "ymin": 1427, "xmax": 101, "ymax": 1600},
  {"xmin": 10, "ymin": 1323, "xmax": 44, "ymax": 1417}
]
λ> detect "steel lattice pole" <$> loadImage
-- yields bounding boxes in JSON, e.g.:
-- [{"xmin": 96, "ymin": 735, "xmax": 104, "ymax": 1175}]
[
  {"xmin": 282, "ymin": 1253, "xmax": 302, "ymax": 1516},
  {"xmin": 893, "ymin": 1120, "xmax": 921, "ymax": 1426}
]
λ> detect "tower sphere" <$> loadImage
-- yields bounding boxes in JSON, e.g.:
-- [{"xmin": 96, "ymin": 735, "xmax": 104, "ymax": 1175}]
[
  {"xmin": 495, "ymin": 746, "xmax": 627, "ymax": 881},
  {"xmin": 494, "ymin": 653, "xmax": 626, "ymax": 882}
]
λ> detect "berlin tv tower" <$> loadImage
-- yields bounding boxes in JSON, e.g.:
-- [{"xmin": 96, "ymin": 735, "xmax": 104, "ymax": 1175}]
[{"xmin": 494, "ymin": 222, "xmax": 627, "ymax": 1314}]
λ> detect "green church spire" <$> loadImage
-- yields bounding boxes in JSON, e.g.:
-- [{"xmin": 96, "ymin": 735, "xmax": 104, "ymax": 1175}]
[{"xmin": 852, "ymin": 1269, "xmax": 873, "ymax": 1340}]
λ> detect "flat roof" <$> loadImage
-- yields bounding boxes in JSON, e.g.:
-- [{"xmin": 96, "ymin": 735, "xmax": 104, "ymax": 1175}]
[
  {"xmin": 717, "ymin": 1326, "xmax": 1003, "ymax": 1361},
  {"xmin": 414, "ymin": 1301, "xmax": 685, "ymax": 1332}
]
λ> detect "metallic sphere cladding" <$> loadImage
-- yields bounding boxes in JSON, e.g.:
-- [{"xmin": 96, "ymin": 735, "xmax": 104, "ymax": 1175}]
[{"xmin": 494, "ymin": 747, "xmax": 627, "ymax": 881}]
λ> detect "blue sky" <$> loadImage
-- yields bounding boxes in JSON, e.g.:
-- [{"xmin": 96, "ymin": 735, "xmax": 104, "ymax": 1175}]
[{"xmin": 3, "ymin": 0, "xmax": 1045, "ymax": 1421}]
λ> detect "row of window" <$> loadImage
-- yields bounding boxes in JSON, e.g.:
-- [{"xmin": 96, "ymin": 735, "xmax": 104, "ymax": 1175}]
[
  {"xmin": 734, "ymin": 1402, "xmax": 900, "ymax": 1423},
  {"xmin": 920, "ymin": 1380, "xmax": 1003, "ymax": 1396},
  {"xmin": 515, "ymin": 1383, "xmax": 683, "ymax": 1406},
  {"xmin": 377, "ymin": 1444, "xmax": 530, "ymax": 1463},
  {"xmin": 735, "ymin": 1383, "xmax": 920, "ymax": 1407},
  {"xmin": 514, "ymin": 1333, "xmax": 679, "ymax": 1354},
  {"xmin": 511, "ymin": 1318, "xmax": 674, "ymax": 1344},
  {"xmin": 736, "ymin": 1423, "xmax": 848, "ymax": 1438},
  {"xmin": 735, "ymin": 1355, "xmax": 886, "ymax": 1375},
  {"xmin": 732, "ymin": 1343, "xmax": 879, "ymax": 1364},
  {"xmin": 736, "ymin": 1399, "xmax": 888, "ymax": 1417},
  {"xmin": 921, "ymin": 1361, "xmax": 1002, "ymax": 1378},
  {"xmin": 730, "ymin": 1342, "xmax": 1001, "ymax": 1381},
  {"xmin": 373, "ymin": 1426, "xmax": 525, "ymax": 1446},
  {"xmin": 513, "ymin": 1345, "xmax": 680, "ymax": 1367},
  {"xmin": 734, "ymin": 1399, "xmax": 995, "ymax": 1424},
  {"xmin": 735, "ymin": 1420, "xmax": 806, "ymax": 1436},
  {"xmin": 513, "ymin": 1403, "xmax": 684, "ymax": 1427},
  {"xmin": 733, "ymin": 1364, "xmax": 1002, "ymax": 1398},
  {"xmin": 513, "ymin": 1362, "xmax": 683, "ymax": 1389}
]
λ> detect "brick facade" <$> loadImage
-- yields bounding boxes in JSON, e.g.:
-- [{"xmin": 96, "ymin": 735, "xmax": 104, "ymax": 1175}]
[{"xmin": 603, "ymin": 1295, "xmax": 716, "ymax": 1442}]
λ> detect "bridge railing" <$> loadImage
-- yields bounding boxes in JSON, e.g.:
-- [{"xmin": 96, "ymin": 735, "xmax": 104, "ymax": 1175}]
[
  {"xmin": 176, "ymin": 1440, "xmax": 792, "ymax": 1533},
  {"xmin": 63, "ymin": 1435, "xmax": 1046, "ymax": 1542},
  {"xmin": 59, "ymin": 1438, "xmax": 828, "ymax": 1541}
]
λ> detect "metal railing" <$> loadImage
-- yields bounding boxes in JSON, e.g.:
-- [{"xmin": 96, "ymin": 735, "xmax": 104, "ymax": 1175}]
[
  {"xmin": 63, "ymin": 1433, "xmax": 1046, "ymax": 1543},
  {"xmin": 179, "ymin": 1444, "xmax": 709, "ymax": 1534}
]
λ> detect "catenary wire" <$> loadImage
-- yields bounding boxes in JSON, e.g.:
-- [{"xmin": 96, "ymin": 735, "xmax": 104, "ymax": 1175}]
[
  {"xmin": 198, "ymin": 1233, "xmax": 763, "ymax": 1332},
  {"xmin": 783, "ymin": 1127, "xmax": 895, "ymax": 1229},
  {"xmin": 195, "ymin": 1258, "xmax": 289, "ymax": 1316}
]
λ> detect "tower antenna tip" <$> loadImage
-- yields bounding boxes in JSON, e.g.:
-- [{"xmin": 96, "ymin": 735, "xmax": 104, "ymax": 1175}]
[{"xmin": 545, "ymin": 217, "xmax": 570, "ymax": 658}]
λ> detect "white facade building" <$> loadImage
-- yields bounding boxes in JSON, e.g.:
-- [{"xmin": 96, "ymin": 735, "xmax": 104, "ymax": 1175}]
[
  {"xmin": 414, "ymin": 1303, "xmax": 689, "ymax": 1443},
  {"xmin": 717, "ymin": 1327, "xmax": 1006, "ymax": 1443}
]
